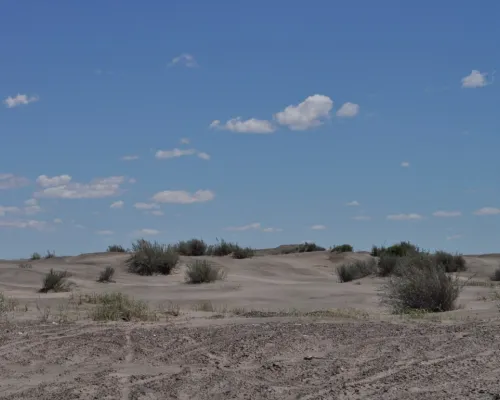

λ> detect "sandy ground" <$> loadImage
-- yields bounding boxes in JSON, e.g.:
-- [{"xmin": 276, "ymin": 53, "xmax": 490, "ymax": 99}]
[{"xmin": 1, "ymin": 250, "xmax": 500, "ymax": 399}]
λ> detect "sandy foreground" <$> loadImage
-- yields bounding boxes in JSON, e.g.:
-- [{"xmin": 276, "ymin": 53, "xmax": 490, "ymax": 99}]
[{"xmin": 1, "ymin": 250, "xmax": 500, "ymax": 399}]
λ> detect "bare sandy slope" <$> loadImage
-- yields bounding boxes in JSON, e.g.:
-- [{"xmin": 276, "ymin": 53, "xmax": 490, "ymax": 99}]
[{"xmin": 1, "ymin": 251, "xmax": 500, "ymax": 399}]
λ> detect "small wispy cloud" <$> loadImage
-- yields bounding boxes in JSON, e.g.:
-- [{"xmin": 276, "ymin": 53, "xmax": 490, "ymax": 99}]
[
  {"xmin": 110, "ymin": 200, "xmax": 124, "ymax": 209},
  {"xmin": 122, "ymin": 155, "xmax": 139, "ymax": 161},
  {"xmin": 0, "ymin": 219, "xmax": 47, "ymax": 230},
  {"xmin": 3, "ymin": 94, "xmax": 39, "ymax": 108},
  {"xmin": 134, "ymin": 202, "xmax": 159, "ymax": 210},
  {"xmin": 353, "ymin": 215, "xmax": 371, "ymax": 221},
  {"xmin": 336, "ymin": 102, "xmax": 360, "ymax": 118},
  {"xmin": 461, "ymin": 70, "xmax": 491, "ymax": 88},
  {"xmin": 310, "ymin": 224, "xmax": 326, "ymax": 230},
  {"xmin": 0, "ymin": 173, "xmax": 30, "ymax": 190},
  {"xmin": 35, "ymin": 176, "xmax": 125, "ymax": 199},
  {"xmin": 432, "ymin": 210, "xmax": 462, "ymax": 218},
  {"xmin": 150, "ymin": 210, "xmax": 164, "ymax": 216},
  {"xmin": 346, "ymin": 200, "xmax": 360, "ymax": 206},
  {"xmin": 473, "ymin": 207, "xmax": 500, "ymax": 216},
  {"xmin": 180, "ymin": 138, "xmax": 190, "ymax": 144},
  {"xmin": 401, "ymin": 161, "xmax": 410, "ymax": 168},
  {"xmin": 169, "ymin": 53, "xmax": 198, "ymax": 68},
  {"xmin": 152, "ymin": 190, "xmax": 214, "ymax": 204},
  {"xmin": 197, "ymin": 152, "xmax": 210, "ymax": 160},
  {"xmin": 225, "ymin": 222, "xmax": 261, "ymax": 231},
  {"xmin": 210, "ymin": 118, "xmax": 275, "ymax": 134},
  {"xmin": 262, "ymin": 227, "xmax": 283, "ymax": 233},
  {"xmin": 446, "ymin": 234, "xmax": 462, "ymax": 240},
  {"xmin": 53, "ymin": 218, "xmax": 63, "ymax": 224},
  {"xmin": 137, "ymin": 228, "xmax": 160, "ymax": 235},
  {"xmin": 387, "ymin": 213, "xmax": 423, "ymax": 221}
]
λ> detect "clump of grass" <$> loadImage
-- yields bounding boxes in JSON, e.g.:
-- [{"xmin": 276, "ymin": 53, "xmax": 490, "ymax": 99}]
[
  {"xmin": 336, "ymin": 259, "xmax": 376, "ymax": 282},
  {"xmin": 380, "ymin": 254, "xmax": 462, "ymax": 313},
  {"xmin": 205, "ymin": 238, "xmax": 240, "ymax": 256},
  {"xmin": 377, "ymin": 255, "xmax": 400, "ymax": 277},
  {"xmin": 185, "ymin": 260, "xmax": 226, "ymax": 284},
  {"xmin": 0, "ymin": 292, "xmax": 19, "ymax": 314},
  {"xmin": 39, "ymin": 269, "xmax": 71, "ymax": 293},
  {"xmin": 330, "ymin": 244, "xmax": 353, "ymax": 253},
  {"xmin": 232, "ymin": 247, "xmax": 255, "ymax": 259},
  {"xmin": 18, "ymin": 263, "xmax": 32, "ymax": 269},
  {"xmin": 490, "ymin": 266, "xmax": 500, "ymax": 282},
  {"xmin": 126, "ymin": 239, "xmax": 179, "ymax": 276},
  {"xmin": 107, "ymin": 244, "xmax": 126, "ymax": 253},
  {"xmin": 44, "ymin": 250, "xmax": 56, "ymax": 259},
  {"xmin": 89, "ymin": 292, "xmax": 156, "ymax": 321},
  {"xmin": 174, "ymin": 238, "xmax": 208, "ymax": 256},
  {"xmin": 30, "ymin": 252, "xmax": 41, "ymax": 260},
  {"xmin": 433, "ymin": 251, "xmax": 466, "ymax": 272},
  {"xmin": 97, "ymin": 266, "xmax": 115, "ymax": 283}
]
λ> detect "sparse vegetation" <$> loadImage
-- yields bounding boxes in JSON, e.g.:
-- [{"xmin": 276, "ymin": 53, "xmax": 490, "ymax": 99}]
[
  {"xmin": 44, "ymin": 250, "xmax": 56, "ymax": 259},
  {"xmin": 97, "ymin": 266, "xmax": 115, "ymax": 283},
  {"xmin": 490, "ymin": 266, "xmax": 500, "ymax": 282},
  {"xmin": 185, "ymin": 260, "xmax": 226, "ymax": 284},
  {"xmin": 174, "ymin": 238, "xmax": 208, "ymax": 256},
  {"xmin": 433, "ymin": 251, "xmax": 466, "ymax": 272},
  {"xmin": 371, "ymin": 241, "xmax": 421, "ymax": 258},
  {"xmin": 30, "ymin": 252, "xmax": 41, "ymax": 260},
  {"xmin": 39, "ymin": 269, "xmax": 71, "ymax": 293},
  {"xmin": 205, "ymin": 238, "xmax": 240, "ymax": 256},
  {"xmin": 377, "ymin": 255, "xmax": 400, "ymax": 277},
  {"xmin": 336, "ymin": 259, "xmax": 377, "ymax": 282},
  {"xmin": 330, "ymin": 244, "xmax": 354, "ymax": 253},
  {"xmin": 0, "ymin": 292, "xmax": 19, "ymax": 314},
  {"xmin": 232, "ymin": 246, "xmax": 255, "ymax": 259},
  {"xmin": 126, "ymin": 239, "xmax": 179, "ymax": 276},
  {"xmin": 18, "ymin": 263, "xmax": 32, "ymax": 269},
  {"xmin": 107, "ymin": 244, "xmax": 126, "ymax": 253},
  {"xmin": 88, "ymin": 292, "xmax": 157, "ymax": 321},
  {"xmin": 380, "ymin": 254, "xmax": 462, "ymax": 313},
  {"xmin": 297, "ymin": 242, "xmax": 326, "ymax": 252}
]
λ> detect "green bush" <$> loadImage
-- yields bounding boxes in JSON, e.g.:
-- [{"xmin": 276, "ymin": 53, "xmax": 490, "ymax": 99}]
[
  {"xmin": 30, "ymin": 252, "xmax": 41, "ymax": 260},
  {"xmin": 44, "ymin": 250, "xmax": 56, "ymax": 259},
  {"xmin": 89, "ymin": 292, "xmax": 156, "ymax": 321},
  {"xmin": 330, "ymin": 244, "xmax": 353, "ymax": 253},
  {"xmin": 206, "ymin": 238, "xmax": 240, "ymax": 256},
  {"xmin": 433, "ymin": 251, "xmax": 466, "ymax": 272},
  {"xmin": 336, "ymin": 259, "xmax": 376, "ymax": 282},
  {"xmin": 232, "ymin": 247, "xmax": 255, "ymax": 259},
  {"xmin": 97, "ymin": 266, "xmax": 115, "ymax": 283},
  {"xmin": 185, "ymin": 260, "xmax": 226, "ymax": 284},
  {"xmin": 107, "ymin": 244, "xmax": 126, "ymax": 253},
  {"xmin": 377, "ymin": 255, "xmax": 400, "ymax": 277},
  {"xmin": 174, "ymin": 238, "xmax": 208, "ymax": 256},
  {"xmin": 372, "ymin": 241, "xmax": 420, "ymax": 258},
  {"xmin": 126, "ymin": 239, "xmax": 179, "ymax": 276},
  {"xmin": 490, "ymin": 266, "xmax": 500, "ymax": 282},
  {"xmin": 297, "ymin": 242, "xmax": 326, "ymax": 252},
  {"xmin": 380, "ymin": 254, "xmax": 462, "ymax": 313},
  {"xmin": 40, "ymin": 269, "xmax": 71, "ymax": 293}
]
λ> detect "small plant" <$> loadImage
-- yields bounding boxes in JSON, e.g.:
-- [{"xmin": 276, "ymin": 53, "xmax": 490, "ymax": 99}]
[
  {"xmin": 232, "ymin": 247, "xmax": 255, "ymax": 259},
  {"xmin": 185, "ymin": 260, "xmax": 226, "ymax": 284},
  {"xmin": 39, "ymin": 269, "xmax": 71, "ymax": 293},
  {"xmin": 433, "ymin": 251, "xmax": 466, "ymax": 272},
  {"xmin": 297, "ymin": 242, "xmax": 326, "ymax": 252},
  {"xmin": 30, "ymin": 252, "xmax": 41, "ymax": 260},
  {"xmin": 89, "ymin": 292, "xmax": 157, "ymax": 321},
  {"xmin": 380, "ymin": 254, "xmax": 462, "ymax": 313},
  {"xmin": 490, "ymin": 266, "xmax": 500, "ymax": 282},
  {"xmin": 18, "ymin": 263, "xmax": 32, "ymax": 269},
  {"xmin": 336, "ymin": 259, "xmax": 376, "ymax": 282},
  {"xmin": 0, "ymin": 292, "xmax": 19, "ymax": 314},
  {"xmin": 44, "ymin": 250, "xmax": 56, "ymax": 259},
  {"xmin": 107, "ymin": 244, "xmax": 126, "ymax": 253},
  {"xmin": 126, "ymin": 239, "xmax": 179, "ymax": 275},
  {"xmin": 174, "ymin": 238, "xmax": 208, "ymax": 256},
  {"xmin": 330, "ymin": 244, "xmax": 353, "ymax": 253},
  {"xmin": 377, "ymin": 255, "xmax": 400, "ymax": 277},
  {"xmin": 206, "ymin": 238, "xmax": 240, "ymax": 256},
  {"xmin": 97, "ymin": 266, "xmax": 115, "ymax": 283}
]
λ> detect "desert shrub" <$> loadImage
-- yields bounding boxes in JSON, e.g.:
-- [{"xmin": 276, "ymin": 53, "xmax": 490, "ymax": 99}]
[
  {"xmin": 297, "ymin": 242, "xmax": 326, "ymax": 252},
  {"xmin": 232, "ymin": 247, "xmax": 255, "ymax": 259},
  {"xmin": 490, "ymin": 267, "xmax": 500, "ymax": 282},
  {"xmin": 336, "ymin": 259, "xmax": 376, "ymax": 282},
  {"xmin": 377, "ymin": 255, "xmax": 401, "ymax": 277},
  {"xmin": 44, "ymin": 250, "xmax": 56, "ymax": 259},
  {"xmin": 107, "ymin": 244, "xmax": 126, "ymax": 253},
  {"xmin": 330, "ymin": 244, "xmax": 353, "ymax": 253},
  {"xmin": 433, "ymin": 251, "xmax": 466, "ymax": 272},
  {"xmin": 372, "ymin": 241, "xmax": 420, "ymax": 258},
  {"xmin": 126, "ymin": 239, "xmax": 179, "ymax": 276},
  {"xmin": 206, "ymin": 238, "xmax": 240, "ymax": 256},
  {"xmin": 380, "ymin": 254, "xmax": 462, "ymax": 313},
  {"xmin": 185, "ymin": 260, "xmax": 226, "ymax": 284},
  {"xmin": 18, "ymin": 263, "xmax": 32, "ymax": 269},
  {"xmin": 40, "ymin": 269, "xmax": 71, "ymax": 293},
  {"xmin": 174, "ymin": 238, "xmax": 208, "ymax": 256},
  {"xmin": 30, "ymin": 252, "xmax": 41, "ymax": 260},
  {"xmin": 89, "ymin": 292, "xmax": 155, "ymax": 321},
  {"xmin": 0, "ymin": 292, "xmax": 19, "ymax": 314},
  {"xmin": 97, "ymin": 266, "xmax": 115, "ymax": 283}
]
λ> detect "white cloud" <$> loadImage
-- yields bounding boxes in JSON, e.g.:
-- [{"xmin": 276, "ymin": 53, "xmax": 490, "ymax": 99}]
[
  {"xmin": 53, "ymin": 218, "xmax": 63, "ymax": 224},
  {"xmin": 274, "ymin": 94, "xmax": 333, "ymax": 130},
  {"xmin": 3, "ymin": 94, "xmax": 39, "ymax": 108},
  {"xmin": 150, "ymin": 210, "xmax": 164, "ymax": 216},
  {"xmin": 0, "ymin": 173, "xmax": 29, "ymax": 189},
  {"xmin": 24, "ymin": 198, "xmax": 37, "ymax": 206},
  {"xmin": 122, "ymin": 155, "xmax": 139, "ymax": 161},
  {"xmin": 137, "ymin": 228, "xmax": 160, "ymax": 235},
  {"xmin": 128, "ymin": 178, "xmax": 137, "ymax": 184},
  {"xmin": 226, "ymin": 222, "xmax": 261, "ymax": 231},
  {"xmin": 433, "ymin": 210, "xmax": 462, "ymax": 218},
  {"xmin": 169, "ymin": 53, "xmax": 197, "ymax": 68},
  {"xmin": 0, "ymin": 219, "xmax": 46, "ymax": 230},
  {"xmin": 461, "ymin": 70, "xmax": 489, "ymax": 88},
  {"xmin": 180, "ymin": 138, "xmax": 190, "ymax": 144},
  {"xmin": 97, "ymin": 230, "xmax": 114, "ymax": 235},
  {"xmin": 353, "ymin": 215, "xmax": 371, "ymax": 221},
  {"xmin": 262, "ymin": 227, "xmax": 283, "ymax": 232},
  {"xmin": 210, "ymin": 118, "xmax": 275, "ymax": 134},
  {"xmin": 36, "ymin": 174, "xmax": 72, "ymax": 188},
  {"xmin": 155, "ymin": 148, "xmax": 197, "ymax": 159},
  {"xmin": 110, "ymin": 200, "xmax": 124, "ymax": 209},
  {"xmin": 401, "ymin": 161, "xmax": 410, "ymax": 167},
  {"xmin": 346, "ymin": 200, "xmax": 360, "ymax": 206},
  {"xmin": 310, "ymin": 224, "xmax": 326, "ymax": 230},
  {"xmin": 446, "ymin": 234, "xmax": 462, "ymax": 240},
  {"xmin": 134, "ymin": 202, "xmax": 159, "ymax": 210},
  {"xmin": 336, "ymin": 102, "xmax": 360, "ymax": 118},
  {"xmin": 152, "ymin": 189, "xmax": 215, "ymax": 204},
  {"xmin": 197, "ymin": 152, "xmax": 210, "ymax": 160},
  {"xmin": 74, "ymin": 224, "xmax": 85, "ymax": 229},
  {"xmin": 35, "ymin": 176, "xmax": 125, "ymax": 199},
  {"xmin": 473, "ymin": 207, "xmax": 500, "ymax": 216},
  {"xmin": 387, "ymin": 213, "xmax": 423, "ymax": 221},
  {"xmin": 24, "ymin": 205, "xmax": 42, "ymax": 215},
  {"xmin": 0, "ymin": 206, "xmax": 20, "ymax": 216}
]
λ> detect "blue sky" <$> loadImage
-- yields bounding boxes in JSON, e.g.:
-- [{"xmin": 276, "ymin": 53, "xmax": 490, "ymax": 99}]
[{"xmin": 1, "ymin": 0, "xmax": 499, "ymax": 258}]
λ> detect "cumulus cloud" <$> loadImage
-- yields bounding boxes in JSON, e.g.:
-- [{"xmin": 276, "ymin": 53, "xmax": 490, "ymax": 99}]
[
  {"xmin": 110, "ymin": 200, "xmax": 124, "ymax": 209},
  {"xmin": 34, "ymin": 176, "xmax": 125, "ymax": 199},
  {"xmin": 3, "ymin": 94, "xmax": 39, "ymax": 108},
  {"xmin": 209, "ymin": 118, "xmax": 275, "ymax": 134},
  {"xmin": 134, "ymin": 202, "xmax": 160, "ymax": 210},
  {"xmin": 346, "ymin": 200, "xmax": 360, "ymax": 206},
  {"xmin": 474, "ymin": 207, "xmax": 500, "ymax": 216},
  {"xmin": 122, "ymin": 155, "xmax": 139, "ymax": 161},
  {"xmin": 0, "ymin": 173, "xmax": 30, "ymax": 190},
  {"xmin": 274, "ymin": 94, "xmax": 333, "ymax": 130},
  {"xmin": 36, "ymin": 174, "xmax": 72, "ymax": 188},
  {"xmin": 401, "ymin": 161, "xmax": 410, "ymax": 167},
  {"xmin": 310, "ymin": 224, "xmax": 327, "ymax": 230},
  {"xmin": 225, "ymin": 222, "xmax": 261, "ymax": 231},
  {"xmin": 0, "ymin": 206, "xmax": 20, "ymax": 216},
  {"xmin": 461, "ymin": 70, "xmax": 489, "ymax": 88},
  {"xmin": 387, "ymin": 213, "xmax": 423, "ymax": 221},
  {"xmin": 336, "ymin": 102, "xmax": 360, "ymax": 117},
  {"xmin": 97, "ymin": 230, "xmax": 114, "ymax": 235},
  {"xmin": 197, "ymin": 152, "xmax": 210, "ymax": 160},
  {"xmin": 433, "ymin": 210, "xmax": 462, "ymax": 218},
  {"xmin": 152, "ymin": 189, "xmax": 215, "ymax": 204},
  {"xmin": 168, "ymin": 53, "xmax": 197, "ymax": 68},
  {"xmin": 137, "ymin": 228, "xmax": 160, "ymax": 235}
]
